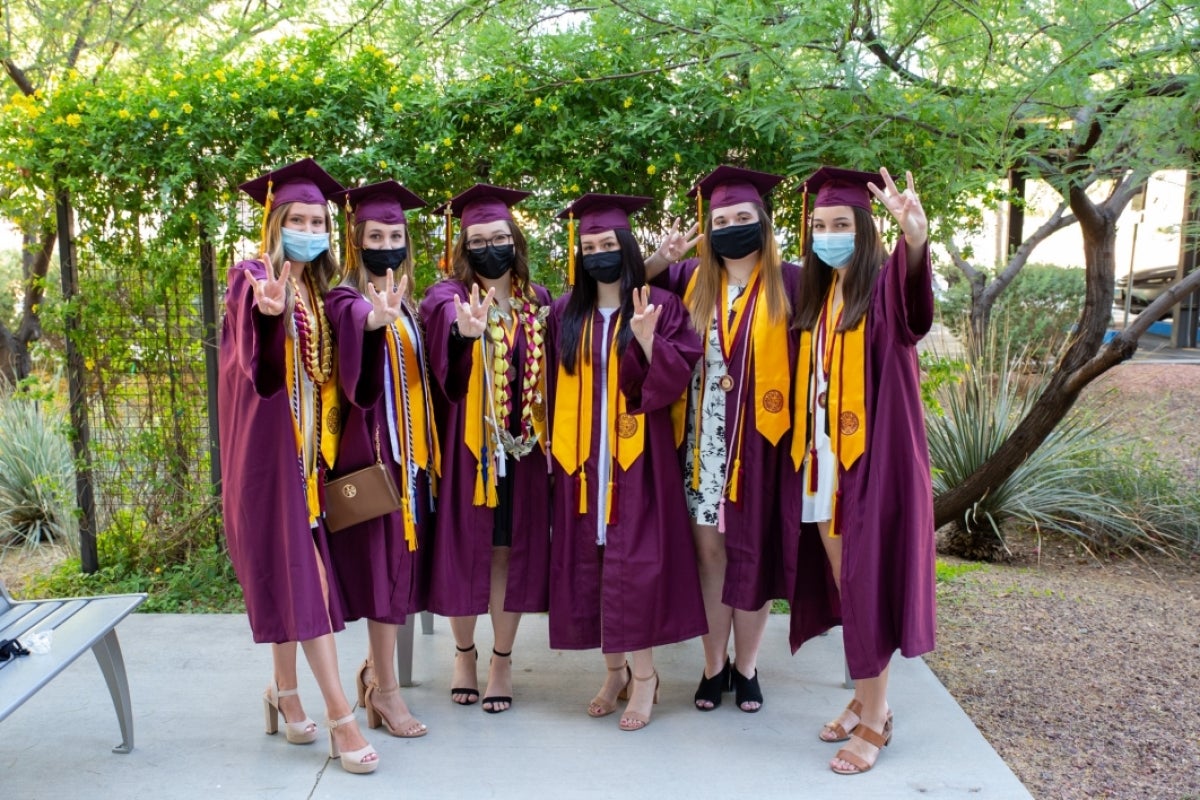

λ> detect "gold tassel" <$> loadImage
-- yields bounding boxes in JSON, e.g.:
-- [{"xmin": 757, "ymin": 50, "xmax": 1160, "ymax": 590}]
[
  {"xmin": 486, "ymin": 469, "xmax": 499, "ymax": 507},
  {"xmin": 403, "ymin": 500, "xmax": 418, "ymax": 552},
  {"xmin": 473, "ymin": 461, "xmax": 485, "ymax": 505},
  {"xmin": 567, "ymin": 211, "xmax": 576, "ymax": 286},
  {"xmin": 799, "ymin": 182, "xmax": 809, "ymax": 256},
  {"xmin": 729, "ymin": 458, "xmax": 741, "ymax": 503},
  {"xmin": 605, "ymin": 479, "xmax": 615, "ymax": 524},
  {"xmin": 578, "ymin": 469, "xmax": 588, "ymax": 515},
  {"xmin": 443, "ymin": 205, "xmax": 453, "ymax": 275},
  {"xmin": 695, "ymin": 192, "xmax": 704, "ymax": 257},
  {"xmin": 259, "ymin": 178, "xmax": 274, "ymax": 257},
  {"xmin": 343, "ymin": 197, "xmax": 355, "ymax": 277}
]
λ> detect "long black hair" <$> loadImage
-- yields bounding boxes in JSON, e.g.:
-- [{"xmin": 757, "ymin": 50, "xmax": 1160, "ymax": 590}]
[
  {"xmin": 793, "ymin": 206, "xmax": 886, "ymax": 332},
  {"xmin": 559, "ymin": 228, "xmax": 647, "ymax": 374}
]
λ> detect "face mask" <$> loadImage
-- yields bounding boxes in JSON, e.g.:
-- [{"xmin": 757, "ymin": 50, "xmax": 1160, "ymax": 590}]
[
  {"xmin": 811, "ymin": 232, "xmax": 856, "ymax": 269},
  {"xmin": 280, "ymin": 228, "xmax": 330, "ymax": 263},
  {"xmin": 360, "ymin": 247, "xmax": 408, "ymax": 277},
  {"xmin": 708, "ymin": 222, "xmax": 762, "ymax": 260},
  {"xmin": 581, "ymin": 251, "xmax": 623, "ymax": 284},
  {"xmin": 467, "ymin": 243, "xmax": 516, "ymax": 280}
]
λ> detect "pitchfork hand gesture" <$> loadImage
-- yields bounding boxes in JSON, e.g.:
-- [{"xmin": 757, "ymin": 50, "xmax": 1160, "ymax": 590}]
[
  {"xmin": 244, "ymin": 252, "xmax": 291, "ymax": 317},
  {"xmin": 454, "ymin": 283, "xmax": 495, "ymax": 339},
  {"xmin": 630, "ymin": 285, "xmax": 661, "ymax": 362},
  {"xmin": 365, "ymin": 269, "xmax": 409, "ymax": 331}
]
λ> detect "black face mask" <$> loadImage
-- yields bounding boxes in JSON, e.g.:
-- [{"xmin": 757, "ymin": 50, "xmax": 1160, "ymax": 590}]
[
  {"xmin": 581, "ymin": 251, "xmax": 623, "ymax": 284},
  {"xmin": 360, "ymin": 247, "xmax": 407, "ymax": 277},
  {"xmin": 467, "ymin": 244, "xmax": 516, "ymax": 280},
  {"xmin": 708, "ymin": 222, "xmax": 763, "ymax": 260}
]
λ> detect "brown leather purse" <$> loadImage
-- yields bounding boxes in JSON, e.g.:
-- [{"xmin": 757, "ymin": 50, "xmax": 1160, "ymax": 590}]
[{"xmin": 324, "ymin": 426, "xmax": 402, "ymax": 533}]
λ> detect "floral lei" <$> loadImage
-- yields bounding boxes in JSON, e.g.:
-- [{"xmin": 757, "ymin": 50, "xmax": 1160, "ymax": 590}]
[{"xmin": 485, "ymin": 290, "xmax": 547, "ymax": 459}]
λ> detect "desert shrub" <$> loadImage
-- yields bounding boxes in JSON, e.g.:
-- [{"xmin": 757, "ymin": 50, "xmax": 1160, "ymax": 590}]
[{"xmin": 0, "ymin": 391, "xmax": 78, "ymax": 550}]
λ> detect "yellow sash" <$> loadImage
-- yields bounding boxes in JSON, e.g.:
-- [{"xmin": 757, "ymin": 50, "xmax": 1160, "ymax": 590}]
[
  {"xmin": 551, "ymin": 317, "xmax": 645, "ymax": 519},
  {"xmin": 285, "ymin": 337, "xmax": 341, "ymax": 525},
  {"xmin": 464, "ymin": 336, "xmax": 498, "ymax": 507}
]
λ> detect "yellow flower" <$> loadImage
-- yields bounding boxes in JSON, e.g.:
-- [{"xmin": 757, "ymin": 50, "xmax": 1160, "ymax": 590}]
[
  {"xmin": 534, "ymin": 97, "xmax": 543, "ymax": 107},
  {"xmin": 168, "ymin": 90, "xmax": 179, "ymax": 99},
  {"xmin": 162, "ymin": 122, "xmax": 169, "ymax": 131},
  {"xmin": 229, "ymin": 91, "xmax": 240, "ymax": 101},
  {"xmin": 215, "ymin": 69, "xmax": 227, "ymax": 83},
  {"xmin": 412, "ymin": 74, "xmax": 425, "ymax": 85},
  {"xmin": 623, "ymin": 97, "xmax": 633, "ymax": 109},
  {"xmin": 392, "ymin": 102, "xmax": 402, "ymax": 112},
  {"xmin": 117, "ymin": 109, "xmax": 130, "ymax": 119},
  {"xmin": 148, "ymin": 108, "xmax": 160, "ymax": 119},
  {"xmin": 176, "ymin": 126, "xmax": 186, "ymax": 135},
  {"xmin": 173, "ymin": 71, "xmax": 184, "ymax": 81},
  {"xmin": 646, "ymin": 164, "xmax": 657, "ymax": 176},
  {"xmin": 313, "ymin": 75, "xmax": 324, "ymax": 86},
  {"xmin": 444, "ymin": 161, "xmax": 454, "ymax": 171},
  {"xmin": 389, "ymin": 85, "xmax": 399, "ymax": 95},
  {"xmin": 181, "ymin": 102, "xmax": 193, "ymax": 114},
  {"xmin": 570, "ymin": 183, "xmax": 579, "ymax": 193},
  {"xmin": 443, "ymin": 137, "xmax": 452, "ymax": 146},
  {"xmin": 674, "ymin": 152, "xmax": 682, "ymax": 163},
  {"xmin": 306, "ymin": 108, "xmax": 319, "ymax": 118},
  {"xmin": 84, "ymin": 357, "xmax": 95, "ymax": 371},
  {"xmin": 267, "ymin": 108, "xmax": 280, "ymax": 120},
  {"xmin": 512, "ymin": 123, "xmax": 523, "ymax": 134},
  {"xmin": 377, "ymin": 160, "xmax": 388, "ymax": 170},
  {"xmin": 550, "ymin": 104, "xmax": 558, "ymax": 112},
  {"xmin": 66, "ymin": 113, "xmax": 82, "ymax": 127}
]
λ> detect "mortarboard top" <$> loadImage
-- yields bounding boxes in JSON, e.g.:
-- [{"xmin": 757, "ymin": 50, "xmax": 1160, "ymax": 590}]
[
  {"xmin": 798, "ymin": 166, "xmax": 883, "ymax": 211},
  {"xmin": 239, "ymin": 158, "xmax": 345, "ymax": 207},
  {"xmin": 434, "ymin": 183, "xmax": 531, "ymax": 228},
  {"xmin": 556, "ymin": 193, "xmax": 654, "ymax": 235},
  {"xmin": 336, "ymin": 180, "xmax": 427, "ymax": 226},
  {"xmin": 687, "ymin": 165, "xmax": 784, "ymax": 210}
]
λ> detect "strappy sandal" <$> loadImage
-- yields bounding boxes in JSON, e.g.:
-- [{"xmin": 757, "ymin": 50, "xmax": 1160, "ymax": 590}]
[
  {"xmin": 831, "ymin": 716, "xmax": 893, "ymax": 775},
  {"xmin": 588, "ymin": 661, "xmax": 632, "ymax": 718},
  {"xmin": 328, "ymin": 714, "xmax": 379, "ymax": 774},
  {"xmin": 693, "ymin": 657, "xmax": 732, "ymax": 711},
  {"xmin": 731, "ymin": 664, "xmax": 763, "ymax": 713},
  {"xmin": 481, "ymin": 648, "xmax": 513, "ymax": 714},
  {"xmin": 618, "ymin": 671, "xmax": 660, "ymax": 732},
  {"xmin": 820, "ymin": 698, "xmax": 863, "ymax": 742},
  {"xmin": 355, "ymin": 659, "xmax": 373, "ymax": 708},
  {"xmin": 450, "ymin": 644, "xmax": 479, "ymax": 705},
  {"xmin": 365, "ymin": 683, "xmax": 428, "ymax": 738}
]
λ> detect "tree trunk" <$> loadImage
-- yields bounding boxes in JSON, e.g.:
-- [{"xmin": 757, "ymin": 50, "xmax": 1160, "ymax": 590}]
[{"xmin": 0, "ymin": 224, "xmax": 55, "ymax": 387}]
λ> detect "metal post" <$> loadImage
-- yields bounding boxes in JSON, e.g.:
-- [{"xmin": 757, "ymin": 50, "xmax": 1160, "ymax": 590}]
[
  {"xmin": 199, "ymin": 225, "xmax": 222, "ymax": 506},
  {"xmin": 56, "ymin": 188, "xmax": 99, "ymax": 572},
  {"xmin": 1171, "ymin": 171, "xmax": 1199, "ymax": 349}
]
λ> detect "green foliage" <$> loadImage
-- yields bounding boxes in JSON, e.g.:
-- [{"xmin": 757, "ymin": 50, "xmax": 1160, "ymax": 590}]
[
  {"xmin": 935, "ymin": 560, "xmax": 985, "ymax": 583},
  {"xmin": 919, "ymin": 351, "xmax": 966, "ymax": 416},
  {"xmin": 0, "ymin": 391, "xmax": 77, "ymax": 550},
  {"xmin": 938, "ymin": 265, "xmax": 1086, "ymax": 364}
]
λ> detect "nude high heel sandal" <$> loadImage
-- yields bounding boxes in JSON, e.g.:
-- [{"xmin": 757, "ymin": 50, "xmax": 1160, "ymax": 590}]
[
  {"xmin": 328, "ymin": 714, "xmax": 379, "ymax": 774},
  {"xmin": 588, "ymin": 661, "xmax": 632, "ymax": 718},
  {"xmin": 618, "ymin": 671, "xmax": 660, "ymax": 732},
  {"xmin": 263, "ymin": 683, "xmax": 318, "ymax": 744},
  {"xmin": 365, "ymin": 683, "xmax": 428, "ymax": 738},
  {"xmin": 355, "ymin": 659, "xmax": 373, "ymax": 708}
]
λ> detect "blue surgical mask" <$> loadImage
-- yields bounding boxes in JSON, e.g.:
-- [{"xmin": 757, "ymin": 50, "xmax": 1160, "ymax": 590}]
[
  {"xmin": 281, "ymin": 228, "xmax": 330, "ymax": 263},
  {"xmin": 811, "ymin": 232, "xmax": 855, "ymax": 269}
]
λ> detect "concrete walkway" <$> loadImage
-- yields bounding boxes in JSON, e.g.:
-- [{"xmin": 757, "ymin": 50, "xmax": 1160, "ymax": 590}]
[{"xmin": 0, "ymin": 613, "xmax": 1031, "ymax": 799}]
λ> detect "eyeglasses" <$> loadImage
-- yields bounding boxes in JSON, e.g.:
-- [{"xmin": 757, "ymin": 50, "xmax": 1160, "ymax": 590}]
[{"xmin": 466, "ymin": 233, "xmax": 513, "ymax": 250}]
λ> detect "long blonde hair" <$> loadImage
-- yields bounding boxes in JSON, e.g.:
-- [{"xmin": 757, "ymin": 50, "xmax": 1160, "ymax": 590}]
[
  {"xmin": 262, "ymin": 203, "xmax": 339, "ymax": 337},
  {"xmin": 685, "ymin": 203, "xmax": 790, "ymax": 336}
]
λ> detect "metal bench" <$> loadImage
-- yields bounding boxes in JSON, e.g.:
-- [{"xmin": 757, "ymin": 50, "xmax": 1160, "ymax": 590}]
[{"xmin": 0, "ymin": 579, "xmax": 146, "ymax": 753}]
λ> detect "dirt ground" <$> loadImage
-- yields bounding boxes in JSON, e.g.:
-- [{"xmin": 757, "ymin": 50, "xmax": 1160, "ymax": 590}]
[{"xmin": 3, "ymin": 362, "xmax": 1199, "ymax": 799}]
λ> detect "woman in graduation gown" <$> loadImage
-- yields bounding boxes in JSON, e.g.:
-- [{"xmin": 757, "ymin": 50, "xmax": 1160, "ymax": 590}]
[
  {"xmin": 646, "ymin": 166, "xmax": 800, "ymax": 713},
  {"xmin": 419, "ymin": 185, "xmax": 552, "ymax": 713},
  {"xmin": 219, "ymin": 158, "xmax": 378, "ymax": 774},
  {"xmin": 546, "ymin": 194, "xmax": 705, "ymax": 731},
  {"xmin": 325, "ymin": 180, "xmax": 437, "ymax": 740},
  {"xmin": 787, "ymin": 167, "xmax": 936, "ymax": 775}
]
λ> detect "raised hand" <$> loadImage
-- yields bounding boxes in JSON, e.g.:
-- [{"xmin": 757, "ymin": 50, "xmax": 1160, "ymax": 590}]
[
  {"xmin": 868, "ymin": 168, "xmax": 927, "ymax": 248},
  {"xmin": 654, "ymin": 217, "xmax": 702, "ymax": 264},
  {"xmin": 244, "ymin": 252, "xmax": 291, "ymax": 316},
  {"xmin": 453, "ymin": 282, "xmax": 496, "ymax": 339},
  {"xmin": 630, "ymin": 285, "xmax": 662, "ymax": 360},
  {"xmin": 365, "ymin": 269, "xmax": 409, "ymax": 331}
]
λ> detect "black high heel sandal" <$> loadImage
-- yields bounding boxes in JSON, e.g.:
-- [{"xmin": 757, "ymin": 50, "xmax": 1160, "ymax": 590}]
[
  {"xmin": 732, "ymin": 664, "xmax": 763, "ymax": 713},
  {"xmin": 450, "ymin": 644, "xmax": 479, "ymax": 705},
  {"xmin": 481, "ymin": 648, "xmax": 513, "ymax": 714},
  {"xmin": 693, "ymin": 657, "xmax": 732, "ymax": 711}
]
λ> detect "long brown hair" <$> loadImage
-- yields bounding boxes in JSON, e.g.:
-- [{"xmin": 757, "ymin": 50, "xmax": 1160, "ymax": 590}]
[
  {"xmin": 684, "ymin": 203, "xmax": 790, "ymax": 336},
  {"xmin": 340, "ymin": 219, "xmax": 417, "ymax": 311},
  {"xmin": 793, "ymin": 206, "xmax": 885, "ymax": 332},
  {"xmin": 263, "ymin": 202, "xmax": 339, "ymax": 337},
  {"xmin": 449, "ymin": 220, "xmax": 535, "ymax": 302}
]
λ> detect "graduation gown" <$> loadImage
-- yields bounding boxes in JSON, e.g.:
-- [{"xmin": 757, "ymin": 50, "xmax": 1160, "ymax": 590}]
[
  {"xmin": 419, "ymin": 279, "xmax": 553, "ymax": 616},
  {"xmin": 323, "ymin": 286, "xmax": 433, "ymax": 624},
  {"xmin": 655, "ymin": 259, "xmax": 801, "ymax": 610},
  {"xmin": 218, "ymin": 261, "xmax": 345, "ymax": 644},
  {"xmin": 546, "ymin": 289, "xmax": 707, "ymax": 653},
  {"xmin": 787, "ymin": 239, "xmax": 937, "ymax": 680}
]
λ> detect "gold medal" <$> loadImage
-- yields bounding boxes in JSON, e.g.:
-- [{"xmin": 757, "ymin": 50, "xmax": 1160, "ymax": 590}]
[
  {"xmin": 817, "ymin": 390, "xmax": 827, "ymax": 408},
  {"xmin": 718, "ymin": 374, "xmax": 735, "ymax": 392}
]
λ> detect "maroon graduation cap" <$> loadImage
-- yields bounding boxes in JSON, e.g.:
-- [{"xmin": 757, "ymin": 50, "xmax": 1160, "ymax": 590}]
[
  {"xmin": 435, "ymin": 183, "xmax": 531, "ymax": 227},
  {"xmin": 336, "ymin": 180, "xmax": 427, "ymax": 226},
  {"xmin": 799, "ymin": 166, "xmax": 883, "ymax": 211},
  {"xmin": 556, "ymin": 193, "xmax": 654, "ymax": 284},
  {"xmin": 688, "ymin": 165, "xmax": 784, "ymax": 209},
  {"xmin": 239, "ymin": 158, "xmax": 345, "ymax": 207}
]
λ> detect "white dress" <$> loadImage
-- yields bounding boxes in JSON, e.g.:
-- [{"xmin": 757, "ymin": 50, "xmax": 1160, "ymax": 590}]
[{"xmin": 801, "ymin": 317, "xmax": 836, "ymax": 524}]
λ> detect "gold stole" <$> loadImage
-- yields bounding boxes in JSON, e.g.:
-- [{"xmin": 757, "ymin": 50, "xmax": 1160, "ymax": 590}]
[
  {"xmin": 789, "ymin": 276, "xmax": 867, "ymax": 536},
  {"xmin": 284, "ymin": 338, "xmax": 341, "ymax": 526},
  {"xmin": 385, "ymin": 318, "xmax": 441, "ymax": 551},
  {"xmin": 551, "ymin": 316, "xmax": 645, "ymax": 520}
]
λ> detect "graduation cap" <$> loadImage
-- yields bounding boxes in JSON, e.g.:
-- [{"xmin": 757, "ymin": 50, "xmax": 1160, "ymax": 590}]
[
  {"xmin": 238, "ymin": 158, "xmax": 345, "ymax": 253},
  {"xmin": 333, "ymin": 180, "xmax": 427, "ymax": 273},
  {"xmin": 795, "ymin": 166, "xmax": 883, "ymax": 253},
  {"xmin": 686, "ymin": 165, "xmax": 784, "ymax": 247},
  {"xmin": 556, "ymin": 193, "xmax": 654, "ymax": 284},
  {"xmin": 434, "ymin": 184, "xmax": 532, "ymax": 274}
]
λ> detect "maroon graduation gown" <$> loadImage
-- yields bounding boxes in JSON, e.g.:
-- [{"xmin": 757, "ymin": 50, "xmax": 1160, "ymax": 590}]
[
  {"xmin": 655, "ymin": 259, "xmax": 801, "ymax": 611},
  {"xmin": 419, "ymin": 279, "xmax": 553, "ymax": 616},
  {"xmin": 787, "ymin": 239, "xmax": 937, "ymax": 680},
  {"xmin": 546, "ymin": 289, "xmax": 707, "ymax": 653},
  {"xmin": 218, "ymin": 261, "xmax": 345, "ymax": 644},
  {"xmin": 324, "ymin": 286, "xmax": 432, "ymax": 624}
]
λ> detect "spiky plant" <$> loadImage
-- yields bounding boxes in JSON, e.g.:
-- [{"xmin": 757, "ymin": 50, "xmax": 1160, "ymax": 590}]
[{"xmin": 0, "ymin": 395, "xmax": 78, "ymax": 551}]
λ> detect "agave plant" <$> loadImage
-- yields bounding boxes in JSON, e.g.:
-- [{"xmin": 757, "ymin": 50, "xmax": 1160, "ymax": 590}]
[{"xmin": 0, "ymin": 394, "xmax": 78, "ymax": 551}]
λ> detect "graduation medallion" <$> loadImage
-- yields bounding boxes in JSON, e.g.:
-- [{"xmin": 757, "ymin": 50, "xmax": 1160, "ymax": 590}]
[
  {"xmin": 718, "ymin": 374, "xmax": 735, "ymax": 392},
  {"xmin": 817, "ymin": 390, "xmax": 827, "ymax": 409},
  {"xmin": 616, "ymin": 413, "xmax": 639, "ymax": 439},
  {"xmin": 762, "ymin": 389, "xmax": 784, "ymax": 414},
  {"xmin": 839, "ymin": 411, "xmax": 860, "ymax": 436},
  {"xmin": 325, "ymin": 406, "xmax": 342, "ymax": 435}
]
